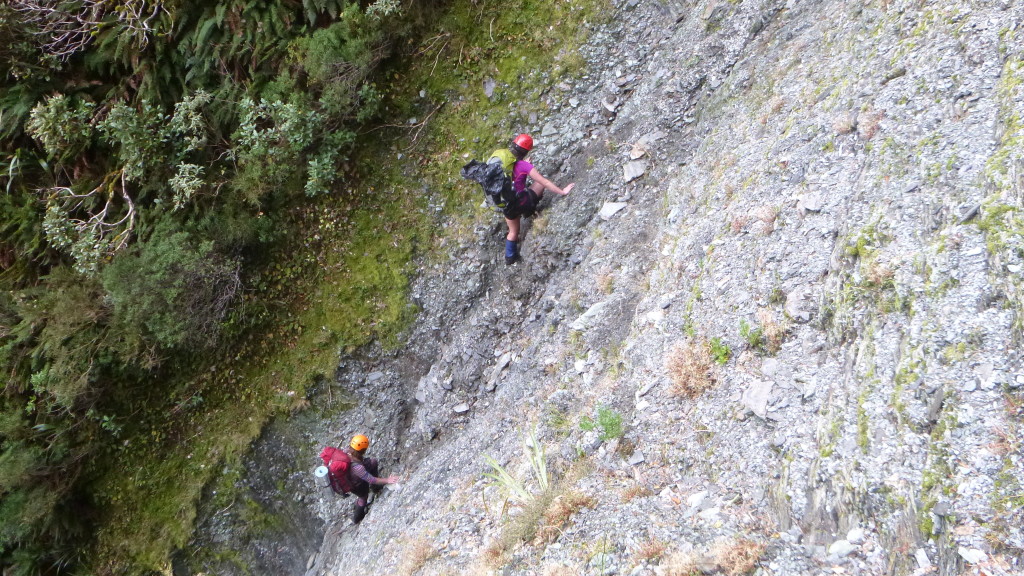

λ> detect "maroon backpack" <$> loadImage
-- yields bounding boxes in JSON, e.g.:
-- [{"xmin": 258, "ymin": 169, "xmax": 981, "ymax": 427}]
[{"xmin": 319, "ymin": 446, "xmax": 354, "ymax": 495}]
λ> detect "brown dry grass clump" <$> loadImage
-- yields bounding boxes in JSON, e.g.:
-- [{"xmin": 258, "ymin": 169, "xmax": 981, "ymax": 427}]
[
  {"xmin": 634, "ymin": 536, "xmax": 668, "ymax": 563},
  {"xmin": 620, "ymin": 483, "xmax": 652, "ymax": 502},
  {"xmin": 730, "ymin": 214, "xmax": 749, "ymax": 234},
  {"xmin": 755, "ymin": 308, "xmax": 786, "ymax": 354},
  {"xmin": 710, "ymin": 537, "xmax": 766, "ymax": 575},
  {"xmin": 858, "ymin": 108, "xmax": 885, "ymax": 140},
  {"xmin": 748, "ymin": 205, "xmax": 779, "ymax": 235},
  {"xmin": 397, "ymin": 535, "xmax": 437, "ymax": 576},
  {"xmin": 534, "ymin": 491, "xmax": 596, "ymax": 544},
  {"xmin": 596, "ymin": 269, "xmax": 615, "ymax": 294},
  {"xmin": 661, "ymin": 538, "xmax": 765, "ymax": 576},
  {"xmin": 662, "ymin": 549, "xmax": 701, "ymax": 576},
  {"xmin": 988, "ymin": 426, "xmax": 1017, "ymax": 456},
  {"xmin": 864, "ymin": 260, "xmax": 895, "ymax": 288},
  {"xmin": 833, "ymin": 111, "xmax": 857, "ymax": 134},
  {"xmin": 666, "ymin": 338, "xmax": 717, "ymax": 397}
]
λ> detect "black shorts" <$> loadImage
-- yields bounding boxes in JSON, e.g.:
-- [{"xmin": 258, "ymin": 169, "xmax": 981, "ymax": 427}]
[{"xmin": 502, "ymin": 189, "xmax": 540, "ymax": 219}]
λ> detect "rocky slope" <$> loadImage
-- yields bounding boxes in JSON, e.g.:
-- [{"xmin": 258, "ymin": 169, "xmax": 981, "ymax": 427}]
[{"xmin": 192, "ymin": 0, "xmax": 1024, "ymax": 574}]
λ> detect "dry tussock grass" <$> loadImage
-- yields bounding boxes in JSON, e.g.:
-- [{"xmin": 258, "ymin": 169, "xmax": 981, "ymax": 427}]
[
  {"xmin": 858, "ymin": 108, "xmax": 885, "ymax": 140},
  {"xmin": 833, "ymin": 111, "xmax": 857, "ymax": 134},
  {"xmin": 397, "ymin": 535, "xmax": 437, "ymax": 576},
  {"xmin": 759, "ymin": 97, "xmax": 786, "ymax": 124},
  {"xmin": 531, "ymin": 210, "xmax": 551, "ymax": 235},
  {"xmin": 662, "ymin": 538, "xmax": 765, "ymax": 576},
  {"xmin": 535, "ymin": 491, "xmax": 596, "ymax": 544},
  {"xmin": 755, "ymin": 308, "xmax": 786, "ymax": 354},
  {"xmin": 596, "ymin": 268, "xmax": 615, "ymax": 294},
  {"xmin": 662, "ymin": 549, "xmax": 701, "ymax": 576},
  {"xmin": 748, "ymin": 205, "xmax": 779, "ymax": 235},
  {"xmin": 620, "ymin": 483, "xmax": 652, "ymax": 502},
  {"xmin": 480, "ymin": 542, "xmax": 504, "ymax": 568},
  {"xmin": 988, "ymin": 427, "xmax": 1017, "ymax": 456},
  {"xmin": 666, "ymin": 338, "xmax": 717, "ymax": 398},
  {"xmin": 730, "ymin": 214, "xmax": 749, "ymax": 234},
  {"xmin": 634, "ymin": 536, "xmax": 668, "ymax": 562},
  {"xmin": 710, "ymin": 537, "xmax": 766, "ymax": 575},
  {"xmin": 864, "ymin": 260, "xmax": 895, "ymax": 287},
  {"xmin": 753, "ymin": 205, "xmax": 779, "ymax": 225}
]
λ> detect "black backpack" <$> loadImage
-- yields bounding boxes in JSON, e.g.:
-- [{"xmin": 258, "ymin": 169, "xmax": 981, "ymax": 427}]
[{"xmin": 460, "ymin": 156, "xmax": 518, "ymax": 210}]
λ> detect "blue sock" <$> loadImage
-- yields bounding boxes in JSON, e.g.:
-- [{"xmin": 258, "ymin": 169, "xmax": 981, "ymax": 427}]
[{"xmin": 505, "ymin": 240, "xmax": 518, "ymax": 258}]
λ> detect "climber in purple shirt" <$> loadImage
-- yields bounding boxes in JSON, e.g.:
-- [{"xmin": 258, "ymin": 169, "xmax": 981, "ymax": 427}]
[
  {"xmin": 501, "ymin": 133, "xmax": 575, "ymax": 264},
  {"xmin": 344, "ymin": 434, "xmax": 399, "ymax": 524}
]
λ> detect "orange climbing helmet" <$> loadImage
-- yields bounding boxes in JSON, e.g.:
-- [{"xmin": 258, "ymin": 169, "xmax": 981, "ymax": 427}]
[
  {"xmin": 513, "ymin": 133, "xmax": 534, "ymax": 151},
  {"xmin": 350, "ymin": 434, "xmax": 369, "ymax": 452}
]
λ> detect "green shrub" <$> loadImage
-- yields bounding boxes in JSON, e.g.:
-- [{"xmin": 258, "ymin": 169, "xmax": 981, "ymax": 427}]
[
  {"xmin": 26, "ymin": 95, "xmax": 95, "ymax": 160},
  {"xmin": 102, "ymin": 219, "xmax": 241, "ymax": 358},
  {"xmin": 740, "ymin": 318, "xmax": 764, "ymax": 350},
  {"xmin": 288, "ymin": 8, "xmax": 387, "ymax": 121},
  {"xmin": 580, "ymin": 405, "xmax": 623, "ymax": 441},
  {"xmin": 709, "ymin": 337, "xmax": 731, "ymax": 365}
]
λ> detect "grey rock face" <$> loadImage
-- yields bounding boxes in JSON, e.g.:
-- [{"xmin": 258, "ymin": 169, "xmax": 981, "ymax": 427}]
[{"xmin": 196, "ymin": 0, "xmax": 1024, "ymax": 575}]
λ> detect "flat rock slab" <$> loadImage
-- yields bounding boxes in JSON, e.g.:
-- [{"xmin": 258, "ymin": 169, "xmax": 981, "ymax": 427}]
[
  {"xmin": 958, "ymin": 547, "xmax": 987, "ymax": 565},
  {"xmin": 626, "ymin": 451, "xmax": 645, "ymax": 465},
  {"xmin": 572, "ymin": 301, "xmax": 610, "ymax": 330},
  {"xmin": 828, "ymin": 540, "xmax": 857, "ymax": 557},
  {"xmin": 797, "ymin": 191, "xmax": 823, "ymax": 213},
  {"xmin": 741, "ymin": 379, "xmax": 773, "ymax": 419},
  {"xmin": 623, "ymin": 161, "xmax": 647, "ymax": 182},
  {"xmin": 599, "ymin": 202, "xmax": 628, "ymax": 220}
]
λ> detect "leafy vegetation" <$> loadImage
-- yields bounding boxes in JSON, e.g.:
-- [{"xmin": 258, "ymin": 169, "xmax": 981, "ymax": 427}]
[
  {"xmin": 579, "ymin": 405, "xmax": 623, "ymax": 441},
  {"xmin": 709, "ymin": 336, "xmax": 732, "ymax": 365},
  {"xmin": 1, "ymin": 0, "xmax": 610, "ymax": 573}
]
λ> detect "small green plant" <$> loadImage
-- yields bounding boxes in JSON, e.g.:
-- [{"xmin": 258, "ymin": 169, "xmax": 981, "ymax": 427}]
[
  {"xmin": 546, "ymin": 405, "xmax": 573, "ymax": 437},
  {"xmin": 857, "ymin": 387, "xmax": 871, "ymax": 454},
  {"xmin": 739, "ymin": 309, "xmax": 787, "ymax": 355},
  {"xmin": 709, "ymin": 337, "xmax": 731, "ymax": 365},
  {"xmin": 739, "ymin": 318, "xmax": 764, "ymax": 349},
  {"xmin": 579, "ymin": 405, "xmax": 623, "ymax": 441}
]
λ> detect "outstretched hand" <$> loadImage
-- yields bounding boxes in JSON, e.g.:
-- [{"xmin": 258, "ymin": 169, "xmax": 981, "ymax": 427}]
[
  {"xmin": 383, "ymin": 475, "xmax": 400, "ymax": 484},
  {"xmin": 561, "ymin": 183, "xmax": 576, "ymax": 195}
]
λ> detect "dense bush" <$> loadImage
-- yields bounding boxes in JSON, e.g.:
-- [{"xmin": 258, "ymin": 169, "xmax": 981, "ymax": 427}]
[{"xmin": 0, "ymin": 0, "xmax": 419, "ymax": 572}]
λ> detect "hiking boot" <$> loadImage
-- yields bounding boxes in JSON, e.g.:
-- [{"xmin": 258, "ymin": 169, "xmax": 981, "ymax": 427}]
[
  {"xmin": 352, "ymin": 503, "xmax": 367, "ymax": 524},
  {"xmin": 504, "ymin": 239, "xmax": 520, "ymax": 265}
]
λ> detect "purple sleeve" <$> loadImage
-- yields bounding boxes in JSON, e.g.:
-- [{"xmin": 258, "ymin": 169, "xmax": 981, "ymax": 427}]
[{"xmin": 349, "ymin": 461, "xmax": 380, "ymax": 484}]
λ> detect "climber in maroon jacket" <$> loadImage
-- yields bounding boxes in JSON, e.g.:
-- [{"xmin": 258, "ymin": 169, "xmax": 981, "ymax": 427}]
[{"xmin": 344, "ymin": 434, "xmax": 399, "ymax": 523}]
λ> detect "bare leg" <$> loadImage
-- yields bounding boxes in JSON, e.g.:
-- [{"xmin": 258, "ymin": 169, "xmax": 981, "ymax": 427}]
[
  {"xmin": 505, "ymin": 216, "xmax": 521, "ymax": 242},
  {"xmin": 504, "ymin": 217, "xmax": 521, "ymax": 264}
]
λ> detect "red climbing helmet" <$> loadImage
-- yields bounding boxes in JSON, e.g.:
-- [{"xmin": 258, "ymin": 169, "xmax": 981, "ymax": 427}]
[{"xmin": 513, "ymin": 133, "xmax": 534, "ymax": 151}]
